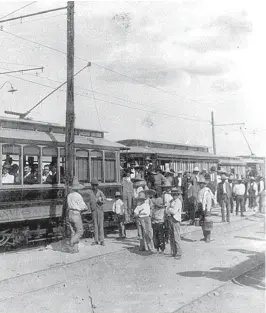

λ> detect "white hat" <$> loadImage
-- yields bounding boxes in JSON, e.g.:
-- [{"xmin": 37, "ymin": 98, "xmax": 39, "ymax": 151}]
[
  {"xmin": 193, "ymin": 166, "xmax": 200, "ymax": 172},
  {"xmin": 71, "ymin": 177, "xmax": 84, "ymax": 190}
]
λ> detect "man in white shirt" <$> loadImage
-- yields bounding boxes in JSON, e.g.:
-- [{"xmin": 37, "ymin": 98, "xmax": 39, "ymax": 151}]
[
  {"xmin": 66, "ymin": 177, "xmax": 88, "ymax": 253},
  {"xmin": 165, "ymin": 187, "xmax": 182, "ymax": 258},
  {"xmin": 197, "ymin": 179, "xmax": 213, "ymax": 242},
  {"xmin": 134, "ymin": 194, "xmax": 154, "ymax": 252},
  {"xmin": 258, "ymin": 176, "xmax": 265, "ymax": 213},
  {"xmin": 2, "ymin": 164, "xmax": 14, "ymax": 184},
  {"xmin": 112, "ymin": 191, "xmax": 126, "ymax": 238},
  {"xmin": 233, "ymin": 179, "xmax": 245, "ymax": 216}
]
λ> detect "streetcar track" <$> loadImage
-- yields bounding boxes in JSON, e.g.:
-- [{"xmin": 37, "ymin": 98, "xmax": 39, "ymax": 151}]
[{"xmin": 172, "ymin": 261, "xmax": 265, "ymax": 313}]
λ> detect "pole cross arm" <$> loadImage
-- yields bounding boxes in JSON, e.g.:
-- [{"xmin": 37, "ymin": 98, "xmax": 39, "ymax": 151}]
[{"xmin": 214, "ymin": 123, "xmax": 245, "ymax": 127}]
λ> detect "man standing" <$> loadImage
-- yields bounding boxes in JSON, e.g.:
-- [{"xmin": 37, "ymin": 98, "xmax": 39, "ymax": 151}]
[
  {"xmin": 84, "ymin": 179, "xmax": 106, "ymax": 245},
  {"xmin": 122, "ymin": 170, "xmax": 134, "ymax": 222},
  {"xmin": 248, "ymin": 177, "xmax": 258, "ymax": 211},
  {"xmin": 228, "ymin": 174, "xmax": 235, "ymax": 214},
  {"xmin": 233, "ymin": 179, "xmax": 246, "ymax": 217},
  {"xmin": 173, "ymin": 170, "xmax": 183, "ymax": 188},
  {"xmin": 66, "ymin": 177, "xmax": 88, "ymax": 253},
  {"xmin": 153, "ymin": 167, "xmax": 167, "ymax": 196},
  {"xmin": 197, "ymin": 179, "xmax": 213, "ymax": 242},
  {"xmin": 258, "ymin": 176, "xmax": 265, "ymax": 212},
  {"xmin": 217, "ymin": 174, "xmax": 231, "ymax": 222}
]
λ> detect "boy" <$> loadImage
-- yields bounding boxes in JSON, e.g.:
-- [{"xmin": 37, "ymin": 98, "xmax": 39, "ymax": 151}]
[
  {"xmin": 151, "ymin": 194, "xmax": 165, "ymax": 253},
  {"xmin": 112, "ymin": 191, "xmax": 126, "ymax": 239}
]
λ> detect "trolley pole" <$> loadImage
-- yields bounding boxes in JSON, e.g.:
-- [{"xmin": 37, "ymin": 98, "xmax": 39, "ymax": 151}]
[
  {"xmin": 211, "ymin": 111, "xmax": 216, "ymax": 155},
  {"xmin": 65, "ymin": 1, "xmax": 75, "ymax": 193}
]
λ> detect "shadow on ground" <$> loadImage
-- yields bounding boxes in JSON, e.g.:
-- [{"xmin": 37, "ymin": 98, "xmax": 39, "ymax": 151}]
[
  {"xmin": 177, "ymin": 249, "xmax": 265, "ymax": 289},
  {"xmin": 234, "ymin": 236, "xmax": 265, "ymax": 242}
]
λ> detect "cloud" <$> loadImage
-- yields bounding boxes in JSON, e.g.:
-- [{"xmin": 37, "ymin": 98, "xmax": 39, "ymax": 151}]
[
  {"xmin": 212, "ymin": 79, "xmax": 242, "ymax": 92},
  {"xmin": 179, "ymin": 10, "xmax": 252, "ymax": 53},
  {"xmin": 181, "ymin": 58, "xmax": 231, "ymax": 76}
]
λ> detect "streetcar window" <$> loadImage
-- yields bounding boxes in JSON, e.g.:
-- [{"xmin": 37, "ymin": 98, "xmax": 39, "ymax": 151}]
[
  {"xmin": 2, "ymin": 144, "xmax": 21, "ymax": 185},
  {"xmin": 76, "ymin": 150, "xmax": 89, "ymax": 182},
  {"xmin": 105, "ymin": 151, "xmax": 116, "ymax": 183},
  {"xmin": 91, "ymin": 150, "xmax": 103, "ymax": 182},
  {"xmin": 42, "ymin": 147, "xmax": 59, "ymax": 184},
  {"xmin": 23, "ymin": 145, "xmax": 41, "ymax": 184}
]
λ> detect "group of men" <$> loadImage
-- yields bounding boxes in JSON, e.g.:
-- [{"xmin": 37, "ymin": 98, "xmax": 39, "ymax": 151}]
[
  {"xmin": 1, "ymin": 158, "xmax": 62, "ymax": 185},
  {"xmin": 121, "ymin": 163, "xmax": 265, "ymax": 225}
]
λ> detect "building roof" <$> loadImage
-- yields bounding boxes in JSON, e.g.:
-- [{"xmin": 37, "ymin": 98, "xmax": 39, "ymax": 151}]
[
  {"xmin": 117, "ymin": 139, "xmax": 209, "ymax": 149},
  {"xmin": 0, "ymin": 128, "xmax": 127, "ymax": 150}
]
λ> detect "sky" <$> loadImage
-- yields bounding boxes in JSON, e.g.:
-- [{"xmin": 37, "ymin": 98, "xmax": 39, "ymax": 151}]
[{"xmin": 0, "ymin": 0, "xmax": 265, "ymax": 156}]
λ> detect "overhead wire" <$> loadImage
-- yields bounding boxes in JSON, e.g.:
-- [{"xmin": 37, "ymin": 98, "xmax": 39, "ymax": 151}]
[
  {"xmin": 2, "ymin": 71, "xmax": 210, "ymax": 123},
  {"xmin": 0, "ymin": 1, "xmax": 37, "ymax": 20},
  {"xmin": 4, "ymin": 13, "xmax": 66, "ymax": 27},
  {"xmin": 0, "ymin": 65, "xmax": 208, "ymax": 122},
  {"xmin": 0, "ymin": 29, "xmax": 231, "ymax": 109}
]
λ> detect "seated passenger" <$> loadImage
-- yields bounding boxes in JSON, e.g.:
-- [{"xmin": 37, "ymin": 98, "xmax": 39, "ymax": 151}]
[
  {"xmin": 24, "ymin": 164, "xmax": 31, "ymax": 181},
  {"xmin": 42, "ymin": 165, "xmax": 50, "ymax": 182},
  {"xmin": 45, "ymin": 163, "xmax": 57, "ymax": 184},
  {"xmin": 2, "ymin": 163, "xmax": 14, "ymax": 184},
  {"xmin": 24, "ymin": 164, "xmax": 39, "ymax": 184},
  {"xmin": 10, "ymin": 164, "xmax": 20, "ymax": 184}
]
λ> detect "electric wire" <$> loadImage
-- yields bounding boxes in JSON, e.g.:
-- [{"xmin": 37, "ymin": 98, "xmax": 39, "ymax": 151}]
[
  {"xmin": 0, "ymin": 29, "xmax": 231, "ymax": 108},
  {"xmin": 3, "ymin": 72, "xmax": 210, "ymax": 123},
  {"xmin": 0, "ymin": 2, "xmax": 37, "ymax": 20}
]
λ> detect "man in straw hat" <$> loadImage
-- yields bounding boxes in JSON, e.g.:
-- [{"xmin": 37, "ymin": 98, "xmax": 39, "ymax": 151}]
[
  {"xmin": 66, "ymin": 177, "xmax": 88, "ymax": 253},
  {"xmin": 122, "ymin": 169, "xmax": 134, "ymax": 223},
  {"xmin": 217, "ymin": 174, "xmax": 231, "ymax": 222},
  {"xmin": 197, "ymin": 178, "xmax": 214, "ymax": 242},
  {"xmin": 134, "ymin": 193, "xmax": 154, "ymax": 252},
  {"xmin": 165, "ymin": 187, "xmax": 183, "ymax": 259},
  {"xmin": 83, "ymin": 178, "xmax": 106, "ymax": 246}
]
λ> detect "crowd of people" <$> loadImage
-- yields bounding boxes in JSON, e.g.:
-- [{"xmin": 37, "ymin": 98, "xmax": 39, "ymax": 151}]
[{"xmin": 65, "ymin": 163, "xmax": 265, "ymax": 255}]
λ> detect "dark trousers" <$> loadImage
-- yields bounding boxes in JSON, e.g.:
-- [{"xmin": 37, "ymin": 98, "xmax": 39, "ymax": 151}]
[
  {"xmin": 164, "ymin": 219, "xmax": 169, "ymax": 243},
  {"xmin": 92, "ymin": 209, "xmax": 104, "ymax": 243},
  {"xmin": 219, "ymin": 196, "xmax": 230, "ymax": 222},
  {"xmin": 188, "ymin": 196, "xmax": 197, "ymax": 222},
  {"xmin": 152, "ymin": 223, "xmax": 165, "ymax": 251},
  {"xmin": 236, "ymin": 195, "xmax": 244, "ymax": 216},
  {"xmin": 249, "ymin": 195, "xmax": 256, "ymax": 208},
  {"xmin": 229, "ymin": 197, "xmax": 234, "ymax": 213}
]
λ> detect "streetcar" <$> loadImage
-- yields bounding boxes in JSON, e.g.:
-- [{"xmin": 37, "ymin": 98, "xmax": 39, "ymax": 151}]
[{"xmin": 0, "ymin": 117, "xmax": 127, "ymax": 248}]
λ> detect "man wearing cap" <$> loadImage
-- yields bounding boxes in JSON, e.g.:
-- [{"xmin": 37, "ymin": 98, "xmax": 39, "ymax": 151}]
[
  {"xmin": 217, "ymin": 174, "xmax": 231, "ymax": 222},
  {"xmin": 66, "ymin": 177, "xmax": 88, "ymax": 253},
  {"xmin": 112, "ymin": 191, "xmax": 126, "ymax": 239},
  {"xmin": 165, "ymin": 187, "xmax": 182, "ymax": 259},
  {"xmin": 197, "ymin": 178, "xmax": 213, "ymax": 242},
  {"xmin": 233, "ymin": 179, "xmax": 246, "ymax": 216},
  {"xmin": 82, "ymin": 178, "xmax": 106, "ymax": 245},
  {"xmin": 2, "ymin": 163, "xmax": 14, "ymax": 184},
  {"xmin": 122, "ymin": 170, "xmax": 134, "ymax": 223}
]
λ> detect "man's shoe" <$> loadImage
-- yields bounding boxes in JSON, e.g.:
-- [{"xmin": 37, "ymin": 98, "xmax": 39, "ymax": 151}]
[
  {"xmin": 100, "ymin": 241, "xmax": 105, "ymax": 246},
  {"xmin": 91, "ymin": 241, "xmax": 98, "ymax": 246}
]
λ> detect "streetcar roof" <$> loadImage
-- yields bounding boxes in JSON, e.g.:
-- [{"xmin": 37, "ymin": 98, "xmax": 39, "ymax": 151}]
[
  {"xmin": 0, "ymin": 127, "xmax": 127, "ymax": 150},
  {"xmin": 0, "ymin": 116, "xmax": 108, "ymax": 135}
]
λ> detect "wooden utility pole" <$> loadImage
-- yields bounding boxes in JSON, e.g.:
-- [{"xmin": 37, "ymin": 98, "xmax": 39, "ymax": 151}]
[
  {"xmin": 65, "ymin": 1, "xmax": 75, "ymax": 193},
  {"xmin": 211, "ymin": 111, "xmax": 216, "ymax": 155}
]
